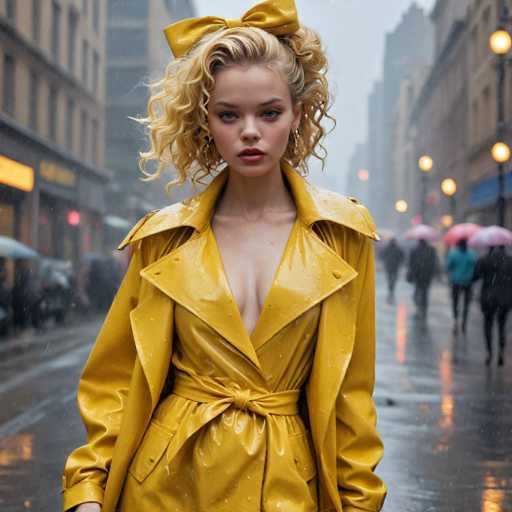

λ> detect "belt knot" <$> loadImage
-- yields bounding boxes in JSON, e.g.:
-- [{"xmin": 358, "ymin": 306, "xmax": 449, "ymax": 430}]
[{"xmin": 231, "ymin": 388, "xmax": 252, "ymax": 411}]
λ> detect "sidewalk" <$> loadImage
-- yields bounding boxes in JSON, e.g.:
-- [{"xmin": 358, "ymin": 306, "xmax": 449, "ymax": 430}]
[{"xmin": 0, "ymin": 312, "xmax": 103, "ymax": 360}]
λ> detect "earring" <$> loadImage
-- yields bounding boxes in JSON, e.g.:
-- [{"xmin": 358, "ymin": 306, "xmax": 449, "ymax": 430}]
[{"xmin": 293, "ymin": 129, "xmax": 300, "ymax": 153}]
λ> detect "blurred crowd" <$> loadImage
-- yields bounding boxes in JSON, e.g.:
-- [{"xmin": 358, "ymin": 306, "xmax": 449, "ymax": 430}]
[
  {"xmin": 378, "ymin": 235, "xmax": 512, "ymax": 367},
  {"xmin": 0, "ymin": 253, "xmax": 125, "ymax": 339}
]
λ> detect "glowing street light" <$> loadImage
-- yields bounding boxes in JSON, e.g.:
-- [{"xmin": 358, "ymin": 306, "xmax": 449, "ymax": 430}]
[
  {"xmin": 418, "ymin": 155, "xmax": 433, "ymax": 173},
  {"xmin": 490, "ymin": 1, "xmax": 512, "ymax": 226},
  {"xmin": 441, "ymin": 178, "xmax": 457, "ymax": 197},
  {"xmin": 490, "ymin": 29, "xmax": 512, "ymax": 55},
  {"xmin": 491, "ymin": 141, "xmax": 511, "ymax": 163},
  {"xmin": 357, "ymin": 169, "xmax": 369, "ymax": 182},
  {"xmin": 441, "ymin": 214, "xmax": 454, "ymax": 228},
  {"xmin": 395, "ymin": 200, "xmax": 408, "ymax": 213}
]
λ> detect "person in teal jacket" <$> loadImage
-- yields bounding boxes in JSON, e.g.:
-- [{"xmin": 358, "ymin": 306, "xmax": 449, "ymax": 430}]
[{"xmin": 446, "ymin": 239, "xmax": 478, "ymax": 334}]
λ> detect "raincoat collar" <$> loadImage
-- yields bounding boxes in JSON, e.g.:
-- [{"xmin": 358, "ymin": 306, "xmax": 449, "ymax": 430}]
[{"xmin": 118, "ymin": 161, "xmax": 378, "ymax": 250}]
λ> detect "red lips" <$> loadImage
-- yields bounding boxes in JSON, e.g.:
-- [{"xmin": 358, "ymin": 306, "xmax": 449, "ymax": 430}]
[{"xmin": 238, "ymin": 148, "xmax": 265, "ymax": 156}]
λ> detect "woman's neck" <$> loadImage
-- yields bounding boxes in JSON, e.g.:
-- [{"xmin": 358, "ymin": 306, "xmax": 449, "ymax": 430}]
[{"xmin": 215, "ymin": 164, "xmax": 296, "ymax": 222}]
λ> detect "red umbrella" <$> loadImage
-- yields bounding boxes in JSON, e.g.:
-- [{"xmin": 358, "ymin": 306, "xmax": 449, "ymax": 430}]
[
  {"xmin": 442, "ymin": 223, "xmax": 482, "ymax": 247},
  {"xmin": 404, "ymin": 224, "xmax": 440, "ymax": 242},
  {"xmin": 468, "ymin": 226, "xmax": 512, "ymax": 248}
]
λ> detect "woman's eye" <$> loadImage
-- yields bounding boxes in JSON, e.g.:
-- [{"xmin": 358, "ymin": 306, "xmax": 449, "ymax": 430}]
[
  {"xmin": 218, "ymin": 111, "xmax": 237, "ymax": 121},
  {"xmin": 262, "ymin": 110, "xmax": 281, "ymax": 120}
]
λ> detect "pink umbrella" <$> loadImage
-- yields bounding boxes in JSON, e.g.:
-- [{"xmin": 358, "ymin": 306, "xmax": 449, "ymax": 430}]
[
  {"xmin": 404, "ymin": 224, "xmax": 440, "ymax": 242},
  {"xmin": 443, "ymin": 223, "xmax": 482, "ymax": 247},
  {"xmin": 468, "ymin": 225, "xmax": 512, "ymax": 248}
]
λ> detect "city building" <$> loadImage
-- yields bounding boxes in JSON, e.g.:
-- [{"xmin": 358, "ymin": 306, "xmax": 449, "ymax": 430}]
[
  {"xmin": 391, "ymin": 66, "xmax": 430, "ymax": 230},
  {"xmin": 0, "ymin": 0, "xmax": 108, "ymax": 264},
  {"xmin": 104, "ymin": 0, "xmax": 196, "ymax": 247},
  {"xmin": 466, "ymin": 0, "xmax": 512, "ymax": 226},
  {"xmin": 410, "ymin": 0, "xmax": 471, "ymax": 227},
  {"xmin": 367, "ymin": 4, "xmax": 434, "ymax": 224}
]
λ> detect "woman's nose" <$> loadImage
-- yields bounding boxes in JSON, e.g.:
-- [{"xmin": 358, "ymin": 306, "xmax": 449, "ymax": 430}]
[{"xmin": 240, "ymin": 118, "xmax": 261, "ymax": 141}]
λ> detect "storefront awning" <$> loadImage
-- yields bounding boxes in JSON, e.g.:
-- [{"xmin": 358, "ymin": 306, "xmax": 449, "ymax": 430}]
[
  {"xmin": 0, "ymin": 155, "xmax": 34, "ymax": 192},
  {"xmin": 104, "ymin": 215, "xmax": 132, "ymax": 230}
]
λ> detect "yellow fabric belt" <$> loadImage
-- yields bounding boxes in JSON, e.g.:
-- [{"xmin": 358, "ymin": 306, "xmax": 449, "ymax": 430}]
[{"xmin": 172, "ymin": 371, "xmax": 300, "ymax": 416}]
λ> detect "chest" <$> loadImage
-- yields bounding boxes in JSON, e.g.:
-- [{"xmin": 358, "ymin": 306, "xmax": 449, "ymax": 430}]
[{"xmin": 211, "ymin": 216, "xmax": 296, "ymax": 328}]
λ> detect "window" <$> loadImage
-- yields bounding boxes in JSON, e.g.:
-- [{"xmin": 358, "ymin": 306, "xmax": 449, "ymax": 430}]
[
  {"xmin": 6, "ymin": 0, "xmax": 16, "ymax": 23},
  {"xmin": 29, "ymin": 69, "xmax": 39, "ymax": 131},
  {"xmin": 66, "ymin": 97, "xmax": 75, "ymax": 151},
  {"xmin": 91, "ymin": 118, "xmax": 98, "ymax": 164},
  {"xmin": 93, "ymin": 0, "xmax": 99, "ymax": 32},
  {"xmin": 48, "ymin": 86, "xmax": 58, "ymax": 142},
  {"xmin": 81, "ymin": 108, "xmax": 88, "ymax": 158},
  {"xmin": 92, "ymin": 51, "xmax": 99, "ymax": 95},
  {"xmin": 2, "ymin": 54, "xmax": 15, "ymax": 116},
  {"xmin": 51, "ymin": 1, "xmax": 62, "ymax": 63},
  {"xmin": 68, "ymin": 8, "xmax": 79, "ymax": 74},
  {"xmin": 82, "ymin": 39, "xmax": 89, "ymax": 89},
  {"xmin": 32, "ymin": 0, "xmax": 40, "ymax": 43}
]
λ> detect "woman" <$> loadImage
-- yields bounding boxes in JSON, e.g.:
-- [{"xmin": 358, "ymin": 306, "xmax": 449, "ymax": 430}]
[{"xmin": 62, "ymin": 1, "xmax": 387, "ymax": 511}]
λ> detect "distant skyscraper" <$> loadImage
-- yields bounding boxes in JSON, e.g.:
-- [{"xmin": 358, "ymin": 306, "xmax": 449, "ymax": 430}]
[{"xmin": 105, "ymin": 0, "xmax": 196, "ymax": 233}]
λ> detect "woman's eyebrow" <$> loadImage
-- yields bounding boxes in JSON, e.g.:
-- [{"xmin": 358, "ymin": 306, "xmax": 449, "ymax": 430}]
[{"xmin": 214, "ymin": 97, "xmax": 284, "ymax": 108}]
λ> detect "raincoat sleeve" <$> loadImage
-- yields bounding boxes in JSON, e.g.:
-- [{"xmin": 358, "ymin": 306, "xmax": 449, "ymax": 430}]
[
  {"xmin": 61, "ymin": 241, "xmax": 145, "ymax": 511},
  {"xmin": 335, "ymin": 233, "xmax": 387, "ymax": 512}
]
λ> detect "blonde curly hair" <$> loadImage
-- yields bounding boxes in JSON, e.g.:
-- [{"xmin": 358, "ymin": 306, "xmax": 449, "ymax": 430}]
[{"xmin": 135, "ymin": 25, "xmax": 334, "ymax": 192}]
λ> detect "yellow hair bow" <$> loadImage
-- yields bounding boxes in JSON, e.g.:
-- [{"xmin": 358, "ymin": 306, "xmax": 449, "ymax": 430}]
[{"xmin": 163, "ymin": 0, "xmax": 299, "ymax": 58}]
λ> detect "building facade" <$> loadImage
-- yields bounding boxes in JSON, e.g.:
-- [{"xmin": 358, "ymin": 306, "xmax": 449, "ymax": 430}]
[
  {"xmin": 410, "ymin": 0, "xmax": 471, "ymax": 228},
  {"xmin": 368, "ymin": 4, "xmax": 434, "ymax": 224},
  {"xmin": 466, "ymin": 0, "xmax": 512, "ymax": 226},
  {"xmin": 391, "ymin": 66, "xmax": 431, "ymax": 230},
  {"xmin": 0, "ymin": 0, "xmax": 108, "ymax": 264},
  {"xmin": 105, "ymin": 0, "xmax": 195, "ymax": 242}
]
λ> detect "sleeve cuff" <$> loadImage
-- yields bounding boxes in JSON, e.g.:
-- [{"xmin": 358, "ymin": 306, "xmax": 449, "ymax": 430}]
[{"xmin": 62, "ymin": 478, "xmax": 104, "ymax": 511}]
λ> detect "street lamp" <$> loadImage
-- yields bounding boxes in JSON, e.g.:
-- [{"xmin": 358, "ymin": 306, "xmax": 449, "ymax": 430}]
[
  {"xmin": 441, "ymin": 214, "xmax": 454, "ymax": 228},
  {"xmin": 441, "ymin": 178, "xmax": 457, "ymax": 223},
  {"xmin": 357, "ymin": 169, "xmax": 369, "ymax": 182},
  {"xmin": 395, "ymin": 199, "xmax": 408, "ymax": 213},
  {"xmin": 418, "ymin": 154, "xmax": 433, "ymax": 223},
  {"xmin": 490, "ymin": 1, "xmax": 512, "ymax": 227}
]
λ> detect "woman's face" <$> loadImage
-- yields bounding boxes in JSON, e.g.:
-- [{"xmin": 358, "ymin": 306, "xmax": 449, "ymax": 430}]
[{"xmin": 207, "ymin": 63, "xmax": 301, "ymax": 178}]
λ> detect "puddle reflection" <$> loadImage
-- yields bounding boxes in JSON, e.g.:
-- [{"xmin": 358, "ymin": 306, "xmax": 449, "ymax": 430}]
[
  {"xmin": 0, "ymin": 434, "xmax": 34, "ymax": 466},
  {"xmin": 395, "ymin": 302, "xmax": 407, "ymax": 364},
  {"xmin": 481, "ymin": 474, "xmax": 505, "ymax": 512}
]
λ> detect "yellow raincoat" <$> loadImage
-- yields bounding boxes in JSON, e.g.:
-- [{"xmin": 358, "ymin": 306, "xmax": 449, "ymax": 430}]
[{"xmin": 61, "ymin": 162, "xmax": 387, "ymax": 512}]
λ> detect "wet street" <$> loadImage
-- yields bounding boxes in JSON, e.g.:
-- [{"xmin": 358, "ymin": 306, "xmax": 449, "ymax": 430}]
[{"xmin": 0, "ymin": 272, "xmax": 510, "ymax": 512}]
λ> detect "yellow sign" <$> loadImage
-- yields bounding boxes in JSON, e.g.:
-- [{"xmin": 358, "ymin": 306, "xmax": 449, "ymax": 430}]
[
  {"xmin": 0, "ymin": 155, "xmax": 34, "ymax": 192},
  {"xmin": 40, "ymin": 161, "xmax": 76, "ymax": 187}
]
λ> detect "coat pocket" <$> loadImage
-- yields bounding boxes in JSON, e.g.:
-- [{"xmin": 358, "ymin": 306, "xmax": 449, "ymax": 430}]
[
  {"xmin": 289, "ymin": 431, "xmax": 317, "ymax": 482},
  {"xmin": 128, "ymin": 420, "xmax": 175, "ymax": 483}
]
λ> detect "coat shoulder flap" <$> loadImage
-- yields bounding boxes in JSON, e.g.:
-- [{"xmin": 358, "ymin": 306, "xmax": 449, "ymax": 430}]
[
  {"xmin": 311, "ymin": 187, "xmax": 380, "ymax": 241},
  {"xmin": 117, "ymin": 201, "xmax": 194, "ymax": 251}
]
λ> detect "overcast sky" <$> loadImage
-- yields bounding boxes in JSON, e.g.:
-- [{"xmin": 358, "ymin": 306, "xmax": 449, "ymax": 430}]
[{"xmin": 192, "ymin": 0, "xmax": 436, "ymax": 189}]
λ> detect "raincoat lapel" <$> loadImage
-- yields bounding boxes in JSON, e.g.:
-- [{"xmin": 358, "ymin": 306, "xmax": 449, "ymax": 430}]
[
  {"xmin": 140, "ymin": 231, "xmax": 262, "ymax": 370},
  {"xmin": 250, "ymin": 222, "xmax": 358, "ymax": 350}
]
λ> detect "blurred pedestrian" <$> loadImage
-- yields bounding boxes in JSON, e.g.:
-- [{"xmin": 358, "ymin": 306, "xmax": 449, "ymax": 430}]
[
  {"xmin": 11, "ymin": 259, "xmax": 34, "ymax": 331},
  {"xmin": 379, "ymin": 238, "xmax": 405, "ymax": 304},
  {"xmin": 0, "ymin": 257, "xmax": 11, "ymax": 336},
  {"xmin": 472, "ymin": 246, "xmax": 512, "ymax": 366},
  {"xmin": 446, "ymin": 239, "xmax": 477, "ymax": 334},
  {"xmin": 406, "ymin": 239, "xmax": 440, "ymax": 319}
]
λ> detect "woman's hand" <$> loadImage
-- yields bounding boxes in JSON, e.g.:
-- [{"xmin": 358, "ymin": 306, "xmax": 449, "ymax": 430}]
[{"xmin": 75, "ymin": 502, "xmax": 101, "ymax": 512}]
